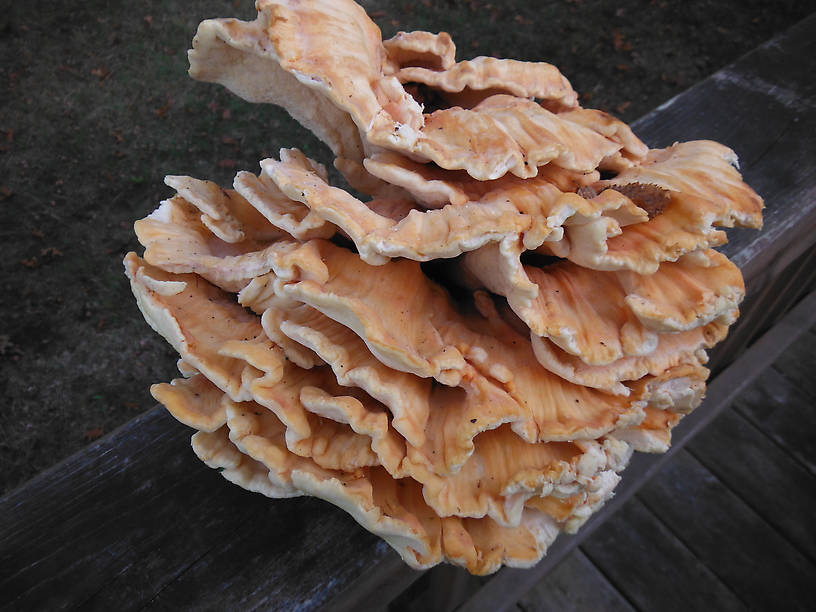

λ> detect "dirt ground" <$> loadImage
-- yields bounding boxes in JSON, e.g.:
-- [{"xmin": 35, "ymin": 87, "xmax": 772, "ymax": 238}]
[{"xmin": 1, "ymin": 0, "xmax": 813, "ymax": 494}]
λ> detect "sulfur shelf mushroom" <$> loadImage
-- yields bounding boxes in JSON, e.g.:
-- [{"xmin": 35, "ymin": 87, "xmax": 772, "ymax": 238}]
[
  {"xmin": 188, "ymin": 0, "xmax": 626, "ymax": 183},
  {"xmin": 125, "ymin": 0, "xmax": 763, "ymax": 575},
  {"xmin": 193, "ymin": 425, "xmax": 563, "ymax": 574}
]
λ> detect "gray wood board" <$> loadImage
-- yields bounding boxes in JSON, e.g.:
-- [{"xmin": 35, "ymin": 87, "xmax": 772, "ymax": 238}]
[
  {"xmin": 3, "ymin": 12, "xmax": 816, "ymax": 612},
  {"xmin": 516, "ymin": 549, "xmax": 635, "ymax": 612},
  {"xmin": 389, "ymin": 565, "xmax": 489, "ymax": 612},
  {"xmin": 580, "ymin": 498, "xmax": 746, "ymax": 611},
  {"xmin": 732, "ymin": 365, "xmax": 816, "ymax": 476},
  {"xmin": 637, "ymin": 450, "xmax": 816, "ymax": 609},
  {"xmin": 771, "ymin": 327, "xmax": 816, "ymax": 404},
  {"xmin": 0, "ymin": 408, "xmax": 406, "ymax": 611},
  {"xmin": 688, "ymin": 406, "xmax": 816, "ymax": 561}
]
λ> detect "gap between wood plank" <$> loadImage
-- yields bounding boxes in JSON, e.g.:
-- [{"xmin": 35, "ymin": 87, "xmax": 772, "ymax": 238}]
[
  {"xmin": 635, "ymin": 449, "xmax": 815, "ymax": 608},
  {"xmin": 759, "ymin": 368, "xmax": 816, "ymax": 476},
  {"xmin": 618, "ymin": 492, "xmax": 752, "ymax": 608},
  {"xmin": 731, "ymin": 391, "xmax": 815, "ymax": 478},
  {"xmin": 518, "ymin": 548, "xmax": 637, "ymax": 612},
  {"xmin": 580, "ymin": 496, "xmax": 750, "ymax": 611},
  {"xmin": 684, "ymin": 408, "xmax": 816, "ymax": 564},
  {"xmin": 629, "ymin": 455, "xmax": 752, "ymax": 608},
  {"xmin": 685, "ymin": 438, "xmax": 816, "ymax": 567},
  {"xmin": 129, "ymin": 518, "xmax": 253, "ymax": 612}
]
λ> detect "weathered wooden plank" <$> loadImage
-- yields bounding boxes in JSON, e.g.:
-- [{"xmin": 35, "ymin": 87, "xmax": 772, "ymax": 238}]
[
  {"xmin": 326, "ymin": 554, "xmax": 425, "ymax": 612},
  {"xmin": 688, "ymin": 406, "xmax": 816, "ymax": 561},
  {"xmin": 707, "ymin": 245, "xmax": 816, "ymax": 373},
  {"xmin": 638, "ymin": 450, "xmax": 816, "ymax": 608},
  {"xmin": 0, "ymin": 409, "xmax": 402, "ymax": 611},
  {"xmin": 0, "ymin": 410, "xmax": 254, "ymax": 611},
  {"xmin": 139, "ymin": 503, "xmax": 394, "ymax": 611},
  {"xmin": 731, "ymin": 366, "xmax": 816, "ymax": 476},
  {"xmin": 580, "ymin": 498, "xmax": 745, "ymax": 611},
  {"xmin": 516, "ymin": 549, "xmax": 635, "ymax": 612},
  {"xmin": 388, "ymin": 565, "xmax": 487, "ymax": 612},
  {"xmin": 771, "ymin": 324, "xmax": 816, "ymax": 403}
]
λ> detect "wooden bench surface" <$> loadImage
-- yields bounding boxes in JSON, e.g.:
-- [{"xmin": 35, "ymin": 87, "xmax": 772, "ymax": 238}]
[{"xmin": 2, "ymin": 13, "xmax": 815, "ymax": 611}]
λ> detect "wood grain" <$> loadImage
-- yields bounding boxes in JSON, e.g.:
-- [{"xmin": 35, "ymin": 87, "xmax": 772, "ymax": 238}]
[
  {"xmin": 581, "ymin": 498, "xmax": 746, "ymax": 612},
  {"xmin": 637, "ymin": 450, "xmax": 816, "ymax": 609},
  {"xmin": 772, "ymin": 329, "xmax": 816, "ymax": 403},
  {"xmin": 516, "ymin": 549, "xmax": 635, "ymax": 612},
  {"xmin": 0, "ymin": 409, "xmax": 402, "ymax": 611},
  {"xmin": 732, "ymin": 365, "xmax": 816, "ymax": 476},
  {"xmin": 687, "ymin": 406, "xmax": 816, "ymax": 561}
]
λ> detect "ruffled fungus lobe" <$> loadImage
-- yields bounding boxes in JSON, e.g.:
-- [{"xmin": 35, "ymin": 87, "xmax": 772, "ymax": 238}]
[{"xmin": 125, "ymin": 0, "xmax": 763, "ymax": 574}]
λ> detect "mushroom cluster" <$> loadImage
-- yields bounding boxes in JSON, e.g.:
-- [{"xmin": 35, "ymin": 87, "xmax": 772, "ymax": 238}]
[{"xmin": 125, "ymin": 0, "xmax": 763, "ymax": 574}]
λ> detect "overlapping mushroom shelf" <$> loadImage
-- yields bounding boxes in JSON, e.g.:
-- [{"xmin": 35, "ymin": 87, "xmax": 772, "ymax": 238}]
[{"xmin": 125, "ymin": 0, "xmax": 763, "ymax": 574}]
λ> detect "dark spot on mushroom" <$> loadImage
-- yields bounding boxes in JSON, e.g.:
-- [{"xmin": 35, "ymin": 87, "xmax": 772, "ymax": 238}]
[
  {"xmin": 576, "ymin": 185, "xmax": 598, "ymax": 199},
  {"xmin": 609, "ymin": 182, "xmax": 671, "ymax": 219}
]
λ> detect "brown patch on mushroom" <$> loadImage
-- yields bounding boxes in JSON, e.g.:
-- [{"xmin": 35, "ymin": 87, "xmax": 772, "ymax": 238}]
[
  {"xmin": 576, "ymin": 185, "xmax": 598, "ymax": 199},
  {"xmin": 609, "ymin": 183, "xmax": 671, "ymax": 219}
]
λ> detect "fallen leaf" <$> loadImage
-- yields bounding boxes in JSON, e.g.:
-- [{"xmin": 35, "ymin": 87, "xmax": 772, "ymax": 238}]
[
  {"xmin": 91, "ymin": 66, "xmax": 112, "ymax": 81},
  {"xmin": 85, "ymin": 427, "xmax": 105, "ymax": 441},
  {"xmin": 615, "ymin": 100, "xmax": 632, "ymax": 113},
  {"xmin": 612, "ymin": 29, "xmax": 632, "ymax": 52},
  {"xmin": 219, "ymin": 159, "xmax": 236, "ymax": 169},
  {"xmin": 40, "ymin": 246, "xmax": 63, "ymax": 258},
  {"xmin": 20, "ymin": 257, "xmax": 39, "ymax": 268}
]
